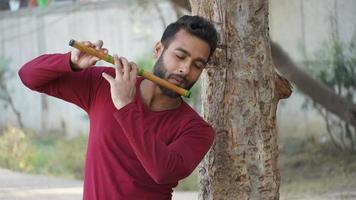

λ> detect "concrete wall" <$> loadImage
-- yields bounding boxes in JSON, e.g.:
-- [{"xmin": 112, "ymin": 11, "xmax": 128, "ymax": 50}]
[
  {"xmin": 269, "ymin": 0, "xmax": 356, "ymax": 136},
  {"xmin": 1, "ymin": 0, "xmax": 355, "ymax": 136},
  {"xmin": 0, "ymin": 0, "xmax": 176, "ymax": 136},
  {"xmin": 270, "ymin": 0, "xmax": 356, "ymax": 62}
]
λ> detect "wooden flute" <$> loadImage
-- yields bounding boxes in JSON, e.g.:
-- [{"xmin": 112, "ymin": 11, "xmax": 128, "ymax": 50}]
[{"xmin": 69, "ymin": 39, "xmax": 191, "ymax": 98}]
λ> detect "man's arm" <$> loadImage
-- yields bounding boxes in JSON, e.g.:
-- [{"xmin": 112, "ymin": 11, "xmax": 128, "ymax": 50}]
[
  {"xmin": 19, "ymin": 40, "xmax": 108, "ymax": 112},
  {"xmin": 18, "ymin": 52, "xmax": 104, "ymax": 112},
  {"xmin": 114, "ymin": 103, "xmax": 215, "ymax": 184}
]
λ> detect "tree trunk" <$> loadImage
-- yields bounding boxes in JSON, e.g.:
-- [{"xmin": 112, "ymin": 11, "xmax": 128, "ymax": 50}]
[
  {"xmin": 172, "ymin": 0, "xmax": 356, "ymax": 129},
  {"xmin": 190, "ymin": 0, "xmax": 291, "ymax": 199}
]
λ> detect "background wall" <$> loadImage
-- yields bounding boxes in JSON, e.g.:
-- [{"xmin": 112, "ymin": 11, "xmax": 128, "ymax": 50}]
[
  {"xmin": 1, "ymin": 0, "xmax": 356, "ymax": 137},
  {"xmin": 0, "ymin": 0, "xmax": 175, "ymax": 136}
]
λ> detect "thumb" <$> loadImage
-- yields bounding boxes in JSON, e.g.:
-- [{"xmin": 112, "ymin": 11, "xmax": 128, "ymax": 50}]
[
  {"xmin": 102, "ymin": 72, "xmax": 114, "ymax": 84},
  {"xmin": 71, "ymin": 49, "xmax": 80, "ymax": 63}
]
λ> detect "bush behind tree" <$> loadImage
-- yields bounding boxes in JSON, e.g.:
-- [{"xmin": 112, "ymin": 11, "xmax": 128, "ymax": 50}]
[{"xmin": 304, "ymin": 37, "xmax": 356, "ymax": 152}]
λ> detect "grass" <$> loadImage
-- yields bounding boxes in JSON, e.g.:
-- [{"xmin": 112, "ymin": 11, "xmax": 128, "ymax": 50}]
[
  {"xmin": 175, "ymin": 127, "xmax": 356, "ymax": 194},
  {"xmin": 0, "ymin": 126, "xmax": 87, "ymax": 180},
  {"xmin": 279, "ymin": 134, "xmax": 356, "ymax": 197}
]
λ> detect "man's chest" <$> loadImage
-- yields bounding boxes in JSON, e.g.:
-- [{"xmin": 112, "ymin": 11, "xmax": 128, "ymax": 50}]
[{"xmin": 90, "ymin": 100, "xmax": 184, "ymax": 148}]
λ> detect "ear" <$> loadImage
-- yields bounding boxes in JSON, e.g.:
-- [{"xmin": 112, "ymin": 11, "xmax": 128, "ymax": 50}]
[{"xmin": 153, "ymin": 42, "xmax": 164, "ymax": 59}]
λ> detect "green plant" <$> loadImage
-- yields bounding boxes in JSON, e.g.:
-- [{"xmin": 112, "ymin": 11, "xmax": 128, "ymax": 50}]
[
  {"xmin": 0, "ymin": 126, "xmax": 29, "ymax": 170},
  {"xmin": 0, "ymin": 127, "xmax": 88, "ymax": 179},
  {"xmin": 279, "ymin": 134, "xmax": 356, "ymax": 197},
  {"xmin": 136, "ymin": 54, "xmax": 154, "ymax": 71},
  {"xmin": 305, "ymin": 37, "xmax": 356, "ymax": 152},
  {"xmin": 50, "ymin": 134, "xmax": 87, "ymax": 179},
  {"xmin": 21, "ymin": 133, "xmax": 88, "ymax": 179}
]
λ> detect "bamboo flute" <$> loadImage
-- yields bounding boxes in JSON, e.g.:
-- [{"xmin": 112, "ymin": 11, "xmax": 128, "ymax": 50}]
[{"xmin": 69, "ymin": 39, "xmax": 191, "ymax": 98}]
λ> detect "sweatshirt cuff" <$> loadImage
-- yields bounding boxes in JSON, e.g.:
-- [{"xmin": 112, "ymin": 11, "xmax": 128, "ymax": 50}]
[
  {"xmin": 61, "ymin": 52, "xmax": 76, "ymax": 72},
  {"xmin": 65, "ymin": 52, "xmax": 83, "ymax": 72}
]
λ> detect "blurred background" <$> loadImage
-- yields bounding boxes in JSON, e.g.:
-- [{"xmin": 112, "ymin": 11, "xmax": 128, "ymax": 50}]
[{"xmin": 0, "ymin": 0, "xmax": 355, "ymax": 199}]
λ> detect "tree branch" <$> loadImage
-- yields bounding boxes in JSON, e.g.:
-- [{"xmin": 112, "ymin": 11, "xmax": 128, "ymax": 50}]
[{"xmin": 271, "ymin": 41, "xmax": 356, "ymax": 128}]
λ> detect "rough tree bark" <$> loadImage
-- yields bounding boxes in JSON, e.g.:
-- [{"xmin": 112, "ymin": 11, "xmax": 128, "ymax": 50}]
[{"xmin": 190, "ymin": 0, "xmax": 291, "ymax": 199}]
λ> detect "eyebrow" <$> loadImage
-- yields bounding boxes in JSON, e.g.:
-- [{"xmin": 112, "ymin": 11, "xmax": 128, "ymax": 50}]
[{"xmin": 175, "ymin": 47, "xmax": 208, "ymax": 64}]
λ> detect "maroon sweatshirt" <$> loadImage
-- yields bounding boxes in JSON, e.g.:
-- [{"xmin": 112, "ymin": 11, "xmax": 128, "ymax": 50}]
[{"xmin": 18, "ymin": 52, "xmax": 215, "ymax": 200}]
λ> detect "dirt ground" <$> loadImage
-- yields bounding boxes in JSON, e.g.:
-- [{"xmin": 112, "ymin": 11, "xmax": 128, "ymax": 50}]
[
  {"xmin": 0, "ymin": 168, "xmax": 197, "ymax": 200},
  {"xmin": 1, "ymin": 168, "xmax": 355, "ymax": 200}
]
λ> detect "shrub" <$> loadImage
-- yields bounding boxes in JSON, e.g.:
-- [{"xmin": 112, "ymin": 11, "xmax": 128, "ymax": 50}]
[
  {"xmin": 0, "ymin": 127, "xmax": 88, "ymax": 179},
  {"xmin": 0, "ymin": 126, "xmax": 29, "ymax": 170}
]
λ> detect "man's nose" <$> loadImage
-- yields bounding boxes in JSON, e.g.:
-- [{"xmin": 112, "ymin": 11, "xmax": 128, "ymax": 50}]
[{"xmin": 178, "ymin": 62, "xmax": 190, "ymax": 75}]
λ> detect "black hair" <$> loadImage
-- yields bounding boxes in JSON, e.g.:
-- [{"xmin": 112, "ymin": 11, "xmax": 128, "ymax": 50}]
[{"xmin": 160, "ymin": 15, "xmax": 218, "ymax": 61}]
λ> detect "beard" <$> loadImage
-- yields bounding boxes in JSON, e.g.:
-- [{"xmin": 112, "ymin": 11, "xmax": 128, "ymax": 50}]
[{"xmin": 153, "ymin": 51, "xmax": 195, "ymax": 98}]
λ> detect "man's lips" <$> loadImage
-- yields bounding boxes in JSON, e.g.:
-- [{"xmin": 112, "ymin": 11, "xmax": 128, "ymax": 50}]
[{"xmin": 168, "ymin": 75, "xmax": 184, "ymax": 86}]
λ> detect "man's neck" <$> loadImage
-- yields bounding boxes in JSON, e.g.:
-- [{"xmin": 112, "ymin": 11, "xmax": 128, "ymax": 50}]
[{"xmin": 140, "ymin": 79, "xmax": 182, "ymax": 112}]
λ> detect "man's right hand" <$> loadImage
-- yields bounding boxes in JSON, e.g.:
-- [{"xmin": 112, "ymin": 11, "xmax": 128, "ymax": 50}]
[{"xmin": 70, "ymin": 40, "xmax": 108, "ymax": 70}]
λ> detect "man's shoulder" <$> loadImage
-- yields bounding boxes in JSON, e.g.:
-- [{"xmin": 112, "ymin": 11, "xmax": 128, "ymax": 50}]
[
  {"xmin": 175, "ymin": 103, "xmax": 215, "ymax": 142},
  {"xmin": 179, "ymin": 102, "xmax": 213, "ymax": 129}
]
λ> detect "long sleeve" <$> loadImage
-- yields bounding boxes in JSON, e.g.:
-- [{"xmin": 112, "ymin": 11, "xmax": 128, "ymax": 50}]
[
  {"xmin": 113, "ymin": 102, "xmax": 215, "ymax": 184},
  {"xmin": 18, "ymin": 53, "xmax": 104, "ymax": 112}
]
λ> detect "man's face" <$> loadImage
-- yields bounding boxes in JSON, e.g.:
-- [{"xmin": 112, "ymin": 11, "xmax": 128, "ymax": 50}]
[{"xmin": 153, "ymin": 29, "xmax": 211, "ymax": 98}]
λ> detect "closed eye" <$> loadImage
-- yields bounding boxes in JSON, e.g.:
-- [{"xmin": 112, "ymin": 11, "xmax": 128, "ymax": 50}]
[
  {"xmin": 194, "ymin": 64, "xmax": 204, "ymax": 69},
  {"xmin": 176, "ymin": 54, "xmax": 185, "ymax": 60},
  {"xmin": 194, "ymin": 61, "xmax": 206, "ymax": 69}
]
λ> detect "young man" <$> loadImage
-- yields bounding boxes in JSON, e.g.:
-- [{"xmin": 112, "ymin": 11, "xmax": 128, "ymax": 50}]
[{"xmin": 19, "ymin": 15, "xmax": 218, "ymax": 200}]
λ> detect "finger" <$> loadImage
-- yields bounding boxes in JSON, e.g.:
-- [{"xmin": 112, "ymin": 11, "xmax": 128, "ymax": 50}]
[
  {"xmin": 113, "ymin": 54, "xmax": 123, "ymax": 79},
  {"xmin": 71, "ymin": 49, "xmax": 80, "ymax": 62},
  {"xmin": 82, "ymin": 41, "xmax": 93, "ymax": 47},
  {"xmin": 93, "ymin": 40, "xmax": 104, "ymax": 50},
  {"xmin": 102, "ymin": 72, "xmax": 114, "ymax": 84},
  {"xmin": 120, "ymin": 57, "xmax": 130, "ymax": 81},
  {"xmin": 129, "ymin": 62, "xmax": 138, "ymax": 82},
  {"xmin": 102, "ymin": 48, "xmax": 108, "ymax": 54},
  {"xmin": 75, "ymin": 41, "xmax": 92, "ymax": 59}
]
